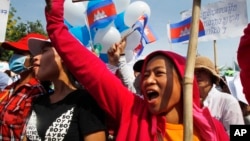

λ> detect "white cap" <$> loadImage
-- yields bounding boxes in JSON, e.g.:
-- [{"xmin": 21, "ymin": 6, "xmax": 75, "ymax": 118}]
[{"xmin": 28, "ymin": 38, "xmax": 51, "ymax": 56}]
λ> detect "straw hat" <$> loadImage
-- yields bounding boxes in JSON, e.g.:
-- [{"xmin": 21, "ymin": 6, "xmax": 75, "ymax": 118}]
[{"xmin": 195, "ymin": 56, "xmax": 221, "ymax": 83}]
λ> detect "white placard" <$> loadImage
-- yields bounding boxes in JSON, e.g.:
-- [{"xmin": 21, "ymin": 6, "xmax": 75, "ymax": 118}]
[
  {"xmin": 181, "ymin": 0, "xmax": 248, "ymax": 41},
  {"xmin": 0, "ymin": 0, "xmax": 10, "ymax": 42},
  {"xmin": 225, "ymin": 73, "xmax": 249, "ymax": 105}
]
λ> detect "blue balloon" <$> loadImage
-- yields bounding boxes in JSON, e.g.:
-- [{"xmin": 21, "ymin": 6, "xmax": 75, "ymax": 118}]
[
  {"xmin": 99, "ymin": 53, "xmax": 108, "ymax": 63},
  {"xmin": 114, "ymin": 12, "xmax": 129, "ymax": 33},
  {"xmin": 64, "ymin": 19, "xmax": 73, "ymax": 29},
  {"xmin": 69, "ymin": 26, "xmax": 91, "ymax": 46}
]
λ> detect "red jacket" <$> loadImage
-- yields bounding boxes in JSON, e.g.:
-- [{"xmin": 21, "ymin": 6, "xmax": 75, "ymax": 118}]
[
  {"xmin": 237, "ymin": 23, "xmax": 250, "ymax": 104},
  {"xmin": 45, "ymin": 0, "xmax": 229, "ymax": 140},
  {"xmin": 0, "ymin": 78, "xmax": 44, "ymax": 140}
]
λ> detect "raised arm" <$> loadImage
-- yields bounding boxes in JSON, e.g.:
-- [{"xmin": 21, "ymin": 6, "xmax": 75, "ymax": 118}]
[
  {"xmin": 44, "ymin": 0, "xmax": 135, "ymax": 120},
  {"xmin": 107, "ymin": 40, "xmax": 136, "ymax": 93}
]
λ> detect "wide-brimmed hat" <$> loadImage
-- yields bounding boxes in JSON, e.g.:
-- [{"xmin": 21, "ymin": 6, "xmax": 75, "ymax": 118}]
[
  {"xmin": 28, "ymin": 38, "xmax": 51, "ymax": 56},
  {"xmin": 195, "ymin": 56, "xmax": 221, "ymax": 83},
  {"xmin": 1, "ymin": 33, "xmax": 48, "ymax": 53}
]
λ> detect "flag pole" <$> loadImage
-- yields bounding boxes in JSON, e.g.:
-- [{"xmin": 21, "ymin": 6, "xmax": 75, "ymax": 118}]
[
  {"xmin": 166, "ymin": 21, "xmax": 173, "ymax": 51},
  {"xmin": 183, "ymin": 0, "xmax": 201, "ymax": 141},
  {"xmin": 213, "ymin": 40, "xmax": 218, "ymax": 71}
]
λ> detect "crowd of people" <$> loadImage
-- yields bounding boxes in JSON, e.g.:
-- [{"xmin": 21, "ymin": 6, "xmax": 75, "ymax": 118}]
[{"xmin": 0, "ymin": 0, "xmax": 250, "ymax": 140}]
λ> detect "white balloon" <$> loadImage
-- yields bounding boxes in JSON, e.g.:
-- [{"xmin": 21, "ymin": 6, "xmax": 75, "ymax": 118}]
[
  {"xmin": 121, "ymin": 29, "xmax": 141, "ymax": 50},
  {"xmin": 113, "ymin": 0, "xmax": 131, "ymax": 14},
  {"xmin": 64, "ymin": 0, "xmax": 88, "ymax": 26},
  {"xmin": 124, "ymin": 1, "xmax": 151, "ymax": 27},
  {"xmin": 125, "ymin": 49, "xmax": 135, "ymax": 63},
  {"xmin": 94, "ymin": 26, "xmax": 121, "ymax": 53}
]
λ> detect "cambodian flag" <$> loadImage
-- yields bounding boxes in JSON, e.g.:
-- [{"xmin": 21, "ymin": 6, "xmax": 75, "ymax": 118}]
[
  {"xmin": 132, "ymin": 14, "xmax": 148, "ymax": 34},
  {"xmin": 169, "ymin": 17, "xmax": 205, "ymax": 43},
  {"xmin": 134, "ymin": 43, "xmax": 144, "ymax": 58},
  {"xmin": 130, "ymin": 15, "xmax": 157, "ymax": 44},
  {"xmin": 87, "ymin": 0, "xmax": 117, "ymax": 29},
  {"xmin": 143, "ymin": 25, "xmax": 158, "ymax": 44}
]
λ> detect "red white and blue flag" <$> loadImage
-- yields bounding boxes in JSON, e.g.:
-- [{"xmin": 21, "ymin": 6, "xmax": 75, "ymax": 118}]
[
  {"xmin": 132, "ymin": 14, "xmax": 148, "ymax": 34},
  {"xmin": 134, "ymin": 43, "xmax": 144, "ymax": 58},
  {"xmin": 169, "ymin": 17, "xmax": 205, "ymax": 43},
  {"xmin": 87, "ymin": 0, "xmax": 117, "ymax": 29},
  {"xmin": 128, "ymin": 14, "xmax": 157, "ymax": 59},
  {"xmin": 131, "ymin": 15, "xmax": 157, "ymax": 44},
  {"xmin": 143, "ymin": 25, "xmax": 158, "ymax": 44}
]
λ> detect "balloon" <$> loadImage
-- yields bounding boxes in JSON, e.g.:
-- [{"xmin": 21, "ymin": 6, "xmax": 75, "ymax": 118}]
[
  {"xmin": 94, "ymin": 26, "xmax": 121, "ymax": 53},
  {"xmin": 64, "ymin": 19, "xmax": 73, "ymax": 29},
  {"xmin": 125, "ymin": 49, "xmax": 135, "ymax": 63},
  {"xmin": 64, "ymin": 0, "xmax": 88, "ymax": 26},
  {"xmin": 99, "ymin": 50, "xmax": 134, "ymax": 66},
  {"xmin": 114, "ymin": 12, "xmax": 129, "ymax": 33},
  {"xmin": 113, "ymin": 0, "xmax": 131, "ymax": 14},
  {"xmin": 99, "ymin": 53, "xmax": 108, "ymax": 63},
  {"xmin": 69, "ymin": 25, "xmax": 91, "ymax": 46},
  {"xmin": 124, "ymin": 1, "xmax": 151, "ymax": 27},
  {"xmin": 121, "ymin": 29, "xmax": 141, "ymax": 50}
]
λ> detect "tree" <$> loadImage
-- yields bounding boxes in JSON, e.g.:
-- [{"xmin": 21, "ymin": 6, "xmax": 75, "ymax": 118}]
[{"xmin": 0, "ymin": 5, "xmax": 47, "ymax": 61}]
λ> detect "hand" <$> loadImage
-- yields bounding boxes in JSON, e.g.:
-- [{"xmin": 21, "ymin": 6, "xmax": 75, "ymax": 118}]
[
  {"xmin": 107, "ymin": 43, "xmax": 120, "ymax": 66},
  {"xmin": 118, "ymin": 38, "xmax": 127, "ymax": 55}
]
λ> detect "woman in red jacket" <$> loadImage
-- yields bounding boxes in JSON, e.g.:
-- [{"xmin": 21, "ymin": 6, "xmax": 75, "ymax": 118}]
[{"xmin": 44, "ymin": 0, "xmax": 229, "ymax": 140}]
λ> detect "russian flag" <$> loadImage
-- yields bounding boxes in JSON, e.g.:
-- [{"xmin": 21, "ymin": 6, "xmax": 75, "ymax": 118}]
[
  {"xmin": 169, "ymin": 17, "xmax": 205, "ymax": 43},
  {"xmin": 143, "ymin": 25, "xmax": 158, "ymax": 44},
  {"xmin": 87, "ymin": 0, "xmax": 117, "ymax": 29}
]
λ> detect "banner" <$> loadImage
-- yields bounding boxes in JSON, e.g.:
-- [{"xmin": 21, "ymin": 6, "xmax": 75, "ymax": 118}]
[
  {"xmin": 181, "ymin": 0, "xmax": 248, "ymax": 41},
  {"xmin": 167, "ymin": 17, "xmax": 205, "ymax": 43},
  {"xmin": 0, "ymin": 0, "xmax": 10, "ymax": 42}
]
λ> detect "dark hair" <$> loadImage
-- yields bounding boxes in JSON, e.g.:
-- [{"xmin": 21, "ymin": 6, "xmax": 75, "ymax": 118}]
[
  {"xmin": 40, "ymin": 81, "xmax": 54, "ymax": 94},
  {"xmin": 212, "ymin": 75, "xmax": 219, "ymax": 84},
  {"xmin": 67, "ymin": 70, "xmax": 83, "ymax": 89},
  {"xmin": 133, "ymin": 60, "xmax": 144, "ymax": 72}
]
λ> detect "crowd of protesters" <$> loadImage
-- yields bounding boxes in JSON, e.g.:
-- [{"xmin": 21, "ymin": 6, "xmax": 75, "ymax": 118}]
[{"xmin": 0, "ymin": 0, "xmax": 250, "ymax": 140}]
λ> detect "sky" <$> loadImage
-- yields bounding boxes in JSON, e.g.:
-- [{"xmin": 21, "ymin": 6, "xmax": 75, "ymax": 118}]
[{"xmin": 9, "ymin": 0, "xmax": 250, "ymax": 68}]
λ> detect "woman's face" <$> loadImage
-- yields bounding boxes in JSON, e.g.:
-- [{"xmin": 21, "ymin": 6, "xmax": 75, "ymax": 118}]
[
  {"xmin": 194, "ymin": 68, "xmax": 214, "ymax": 99},
  {"xmin": 32, "ymin": 46, "xmax": 62, "ymax": 81},
  {"xmin": 194, "ymin": 68, "xmax": 213, "ymax": 88},
  {"xmin": 141, "ymin": 55, "xmax": 182, "ymax": 115}
]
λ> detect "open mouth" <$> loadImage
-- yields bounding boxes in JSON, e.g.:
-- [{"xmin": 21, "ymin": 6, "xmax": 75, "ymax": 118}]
[{"xmin": 146, "ymin": 91, "xmax": 159, "ymax": 101}]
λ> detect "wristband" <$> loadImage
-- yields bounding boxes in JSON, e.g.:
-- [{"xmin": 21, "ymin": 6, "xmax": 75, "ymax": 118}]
[{"xmin": 120, "ymin": 53, "xmax": 125, "ymax": 56}]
